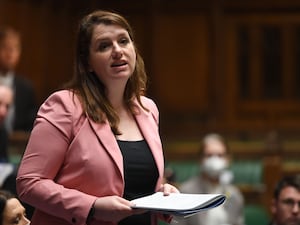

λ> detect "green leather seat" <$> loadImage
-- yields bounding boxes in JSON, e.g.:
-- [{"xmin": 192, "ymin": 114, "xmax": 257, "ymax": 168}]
[
  {"xmin": 244, "ymin": 204, "xmax": 270, "ymax": 225},
  {"xmin": 230, "ymin": 160, "xmax": 263, "ymax": 186},
  {"xmin": 165, "ymin": 160, "xmax": 263, "ymax": 186},
  {"xmin": 165, "ymin": 161, "xmax": 199, "ymax": 183}
]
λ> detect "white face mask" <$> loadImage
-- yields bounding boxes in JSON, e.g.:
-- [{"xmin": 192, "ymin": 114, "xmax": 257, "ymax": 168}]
[{"xmin": 202, "ymin": 156, "xmax": 228, "ymax": 178}]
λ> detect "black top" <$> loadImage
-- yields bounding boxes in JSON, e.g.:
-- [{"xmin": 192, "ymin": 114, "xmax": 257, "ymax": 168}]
[{"xmin": 117, "ymin": 140, "xmax": 159, "ymax": 225}]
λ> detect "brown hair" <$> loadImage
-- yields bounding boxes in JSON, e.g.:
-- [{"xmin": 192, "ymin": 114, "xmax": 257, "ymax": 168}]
[
  {"xmin": 0, "ymin": 26, "xmax": 20, "ymax": 44},
  {"xmin": 0, "ymin": 190, "xmax": 15, "ymax": 225},
  {"xmin": 273, "ymin": 175, "xmax": 300, "ymax": 199},
  {"xmin": 199, "ymin": 133, "xmax": 230, "ymax": 157},
  {"xmin": 65, "ymin": 10, "xmax": 148, "ymax": 134}
]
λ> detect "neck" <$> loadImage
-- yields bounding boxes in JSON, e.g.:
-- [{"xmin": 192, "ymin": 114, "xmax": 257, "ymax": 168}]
[{"xmin": 106, "ymin": 80, "xmax": 127, "ymax": 110}]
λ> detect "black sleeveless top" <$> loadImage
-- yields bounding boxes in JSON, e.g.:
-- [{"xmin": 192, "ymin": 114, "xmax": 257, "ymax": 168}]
[{"xmin": 117, "ymin": 140, "xmax": 159, "ymax": 225}]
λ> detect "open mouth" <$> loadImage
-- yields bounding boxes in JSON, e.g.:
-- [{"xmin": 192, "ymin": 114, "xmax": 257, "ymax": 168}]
[{"xmin": 111, "ymin": 61, "xmax": 127, "ymax": 67}]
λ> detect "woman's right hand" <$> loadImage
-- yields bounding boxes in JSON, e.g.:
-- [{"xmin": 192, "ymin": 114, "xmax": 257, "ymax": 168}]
[{"xmin": 92, "ymin": 195, "xmax": 145, "ymax": 223}]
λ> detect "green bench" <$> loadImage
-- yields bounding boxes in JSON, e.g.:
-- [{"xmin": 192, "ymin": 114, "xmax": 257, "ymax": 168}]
[{"xmin": 165, "ymin": 160, "xmax": 263, "ymax": 187}]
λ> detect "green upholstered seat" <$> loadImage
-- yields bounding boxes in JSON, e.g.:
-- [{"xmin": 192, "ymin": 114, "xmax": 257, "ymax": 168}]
[
  {"xmin": 165, "ymin": 160, "xmax": 263, "ymax": 186},
  {"xmin": 244, "ymin": 204, "xmax": 270, "ymax": 225}
]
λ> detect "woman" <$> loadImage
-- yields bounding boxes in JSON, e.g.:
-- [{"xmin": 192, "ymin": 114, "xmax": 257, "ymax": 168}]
[
  {"xmin": 16, "ymin": 10, "xmax": 178, "ymax": 225},
  {"xmin": 0, "ymin": 190, "xmax": 30, "ymax": 225}
]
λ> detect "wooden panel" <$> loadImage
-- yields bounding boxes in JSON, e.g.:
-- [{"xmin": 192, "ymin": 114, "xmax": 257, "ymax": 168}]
[
  {"xmin": 1, "ymin": 0, "xmax": 300, "ymax": 137},
  {"xmin": 224, "ymin": 13, "xmax": 300, "ymax": 132},
  {"xmin": 0, "ymin": 0, "xmax": 76, "ymax": 104},
  {"xmin": 151, "ymin": 13, "xmax": 211, "ymax": 114}
]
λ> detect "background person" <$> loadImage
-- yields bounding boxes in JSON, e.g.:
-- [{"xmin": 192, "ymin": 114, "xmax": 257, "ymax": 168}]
[
  {"xmin": 269, "ymin": 175, "xmax": 300, "ymax": 225},
  {"xmin": 16, "ymin": 10, "xmax": 178, "ymax": 225},
  {"xmin": 0, "ymin": 189, "xmax": 30, "ymax": 225},
  {"xmin": 173, "ymin": 133, "xmax": 245, "ymax": 225},
  {"xmin": 0, "ymin": 26, "xmax": 37, "ymax": 133},
  {"xmin": 0, "ymin": 82, "xmax": 13, "ymax": 162},
  {"xmin": 1, "ymin": 169, "xmax": 35, "ymax": 221}
]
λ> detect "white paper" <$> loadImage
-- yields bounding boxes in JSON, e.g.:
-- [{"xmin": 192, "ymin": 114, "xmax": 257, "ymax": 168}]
[{"xmin": 131, "ymin": 192, "xmax": 226, "ymax": 217}]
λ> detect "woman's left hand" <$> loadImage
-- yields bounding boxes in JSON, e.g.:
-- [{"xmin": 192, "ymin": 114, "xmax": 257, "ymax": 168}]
[{"xmin": 159, "ymin": 183, "xmax": 180, "ymax": 196}]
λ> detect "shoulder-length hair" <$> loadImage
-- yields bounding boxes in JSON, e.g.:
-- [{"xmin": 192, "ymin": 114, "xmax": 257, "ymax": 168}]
[{"xmin": 65, "ymin": 10, "xmax": 148, "ymax": 134}]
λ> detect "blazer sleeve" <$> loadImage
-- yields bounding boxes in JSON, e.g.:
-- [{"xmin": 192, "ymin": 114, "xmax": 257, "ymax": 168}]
[{"xmin": 16, "ymin": 90, "xmax": 97, "ymax": 224}]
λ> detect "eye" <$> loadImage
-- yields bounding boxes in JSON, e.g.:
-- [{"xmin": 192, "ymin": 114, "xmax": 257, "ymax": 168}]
[
  {"xmin": 119, "ymin": 37, "xmax": 130, "ymax": 46},
  {"xmin": 98, "ymin": 42, "xmax": 111, "ymax": 51}
]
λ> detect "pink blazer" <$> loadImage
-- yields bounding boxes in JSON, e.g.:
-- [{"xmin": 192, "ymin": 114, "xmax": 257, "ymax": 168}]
[{"xmin": 16, "ymin": 90, "xmax": 165, "ymax": 225}]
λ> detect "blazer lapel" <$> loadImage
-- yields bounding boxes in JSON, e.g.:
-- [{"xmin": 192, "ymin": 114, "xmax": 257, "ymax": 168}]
[
  {"xmin": 135, "ymin": 108, "xmax": 164, "ymax": 179},
  {"xmin": 88, "ymin": 118, "xmax": 124, "ymax": 178},
  {"xmin": 86, "ymin": 105, "xmax": 164, "ymax": 182}
]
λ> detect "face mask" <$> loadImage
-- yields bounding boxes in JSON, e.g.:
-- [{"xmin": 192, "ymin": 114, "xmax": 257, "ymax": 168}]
[{"xmin": 202, "ymin": 156, "xmax": 228, "ymax": 178}]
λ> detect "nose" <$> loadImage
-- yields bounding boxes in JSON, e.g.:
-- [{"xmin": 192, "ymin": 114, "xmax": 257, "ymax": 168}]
[
  {"xmin": 292, "ymin": 202, "xmax": 300, "ymax": 213},
  {"xmin": 21, "ymin": 215, "xmax": 30, "ymax": 225},
  {"xmin": 111, "ymin": 43, "xmax": 123, "ymax": 59}
]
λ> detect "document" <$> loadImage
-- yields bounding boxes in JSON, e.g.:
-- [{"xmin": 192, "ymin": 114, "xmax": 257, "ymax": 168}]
[{"xmin": 131, "ymin": 192, "xmax": 226, "ymax": 217}]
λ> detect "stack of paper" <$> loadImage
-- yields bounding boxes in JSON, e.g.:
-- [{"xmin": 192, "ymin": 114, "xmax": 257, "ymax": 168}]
[{"xmin": 131, "ymin": 192, "xmax": 226, "ymax": 217}]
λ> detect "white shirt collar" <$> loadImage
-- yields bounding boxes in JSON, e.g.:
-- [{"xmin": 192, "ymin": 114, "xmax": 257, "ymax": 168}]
[{"xmin": 0, "ymin": 71, "xmax": 14, "ymax": 87}]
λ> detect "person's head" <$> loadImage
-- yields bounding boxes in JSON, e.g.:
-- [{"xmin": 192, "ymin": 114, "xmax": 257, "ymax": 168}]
[
  {"xmin": 66, "ymin": 10, "xmax": 147, "ymax": 134},
  {"xmin": 199, "ymin": 133, "xmax": 230, "ymax": 180},
  {"xmin": 0, "ymin": 27, "xmax": 21, "ymax": 74},
  {"xmin": 271, "ymin": 175, "xmax": 300, "ymax": 225},
  {"xmin": 0, "ymin": 83, "xmax": 13, "ymax": 125},
  {"xmin": 0, "ymin": 190, "xmax": 30, "ymax": 225}
]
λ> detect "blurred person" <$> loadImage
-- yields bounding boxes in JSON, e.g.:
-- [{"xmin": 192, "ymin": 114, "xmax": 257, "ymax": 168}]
[
  {"xmin": 1, "ymin": 168, "xmax": 35, "ymax": 220},
  {"xmin": 269, "ymin": 175, "xmax": 300, "ymax": 225},
  {"xmin": 0, "ymin": 82, "xmax": 13, "ymax": 162},
  {"xmin": 0, "ymin": 189, "xmax": 30, "ymax": 225},
  {"xmin": 172, "ymin": 133, "xmax": 245, "ymax": 225},
  {"xmin": 164, "ymin": 167, "xmax": 178, "ymax": 187},
  {"xmin": 0, "ymin": 26, "xmax": 37, "ymax": 133},
  {"xmin": 16, "ymin": 10, "xmax": 179, "ymax": 225}
]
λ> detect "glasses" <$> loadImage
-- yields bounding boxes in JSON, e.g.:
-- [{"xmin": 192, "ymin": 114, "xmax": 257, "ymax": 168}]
[{"xmin": 281, "ymin": 199, "xmax": 300, "ymax": 209}]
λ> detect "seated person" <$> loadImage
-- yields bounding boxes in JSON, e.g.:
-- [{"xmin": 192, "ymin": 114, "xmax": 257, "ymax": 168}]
[
  {"xmin": 0, "ymin": 189, "xmax": 30, "ymax": 225},
  {"xmin": 0, "ymin": 82, "xmax": 13, "ymax": 162},
  {"xmin": 0, "ymin": 26, "xmax": 37, "ymax": 133},
  {"xmin": 269, "ymin": 175, "xmax": 300, "ymax": 225},
  {"xmin": 172, "ymin": 133, "xmax": 245, "ymax": 225},
  {"xmin": 2, "ymin": 169, "xmax": 35, "ymax": 220}
]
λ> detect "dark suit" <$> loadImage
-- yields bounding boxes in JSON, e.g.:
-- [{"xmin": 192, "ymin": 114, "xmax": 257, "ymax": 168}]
[
  {"xmin": 13, "ymin": 75, "xmax": 38, "ymax": 131},
  {"xmin": 0, "ymin": 125, "xmax": 8, "ymax": 161}
]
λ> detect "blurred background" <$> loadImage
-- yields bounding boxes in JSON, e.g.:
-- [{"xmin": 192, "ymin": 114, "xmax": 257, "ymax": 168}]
[{"xmin": 1, "ymin": 0, "xmax": 300, "ymax": 224}]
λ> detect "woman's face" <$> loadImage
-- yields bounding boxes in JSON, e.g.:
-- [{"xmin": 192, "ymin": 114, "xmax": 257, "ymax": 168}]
[
  {"xmin": 2, "ymin": 198, "xmax": 30, "ymax": 225},
  {"xmin": 88, "ymin": 24, "xmax": 136, "ymax": 88}
]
